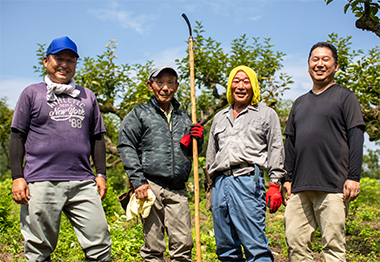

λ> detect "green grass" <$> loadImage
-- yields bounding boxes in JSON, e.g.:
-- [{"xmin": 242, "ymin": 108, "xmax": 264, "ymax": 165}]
[{"xmin": 1, "ymin": 177, "xmax": 379, "ymax": 261}]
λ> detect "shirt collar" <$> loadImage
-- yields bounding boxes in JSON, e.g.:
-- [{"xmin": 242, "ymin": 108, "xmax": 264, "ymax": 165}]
[{"xmin": 223, "ymin": 104, "xmax": 259, "ymax": 115}]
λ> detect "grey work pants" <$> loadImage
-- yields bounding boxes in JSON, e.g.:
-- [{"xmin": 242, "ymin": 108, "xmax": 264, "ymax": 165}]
[
  {"xmin": 21, "ymin": 180, "xmax": 112, "ymax": 261},
  {"xmin": 140, "ymin": 180, "xmax": 193, "ymax": 262}
]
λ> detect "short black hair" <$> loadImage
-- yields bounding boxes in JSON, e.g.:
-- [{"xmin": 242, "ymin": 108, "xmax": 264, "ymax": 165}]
[{"xmin": 308, "ymin": 42, "xmax": 338, "ymax": 64}]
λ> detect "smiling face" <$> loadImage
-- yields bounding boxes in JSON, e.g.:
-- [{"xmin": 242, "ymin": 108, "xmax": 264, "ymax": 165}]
[
  {"xmin": 308, "ymin": 47, "xmax": 338, "ymax": 89},
  {"xmin": 231, "ymin": 70, "xmax": 253, "ymax": 108},
  {"xmin": 43, "ymin": 49, "xmax": 77, "ymax": 84},
  {"xmin": 148, "ymin": 70, "xmax": 179, "ymax": 112}
]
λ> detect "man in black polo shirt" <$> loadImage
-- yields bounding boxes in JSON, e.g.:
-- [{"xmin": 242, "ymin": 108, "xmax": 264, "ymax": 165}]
[{"xmin": 281, "ymin": 42, "xmax": 365, "ymax": 262}]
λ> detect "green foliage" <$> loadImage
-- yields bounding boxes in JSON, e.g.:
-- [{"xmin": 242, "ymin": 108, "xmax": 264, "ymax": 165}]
[
  {"xmin": 326, "ymin": 0, "xmax": 380, "ymax": 22},
  {"xmin": 106, "ymin": 162, "xmax": 129, "ymax": 192},
  {"xmin": 345, "ymin": 177, "xmax": 380, "ymax": 259},
  {"xmin": 0, "ymin": 179, "xmax": 24, "ymax": 259},
  {"xmin": 76, "ymin": 40, "xmax": 133, "ymax": 120},
  {"xmin": 0, "ymin": 178, "xmax": 380, "ymax": 261},
  {"xmin": 118, "ymin": 61, "xmax": 154, "ymax": 116},
  {"xmin": 265, "ymin": 177, "xmax": 380, "ymax": 261},
  {"xmin": 32, "ymin": 43, "xmax": 47, "ymax": 78},
  {"xmin": 51, "ymin": 216, "xmax": 85, "ymax": 261},
  {"xmin": 176, "ymin": 21, "xmax": 293, "ymax": 122},
  {"xmin": 0, "ymin": 179, "xmax": 14, "ymax": 230},
  {"xmin": 108, "ymin": 214, "xmax": 145, "ymax": 261},
  {"xmin": 2, "ymin": 26, "xmax": 379, "ymax": 261},
  {"xmin": 0, "ymin": 98, "xmax": 13, "ymax": 180},
  {"xmin": 265, "ymin": 208, "xmax": 288, "ymax": 258},
  {"xmin": 189, "ymin": 199, "xmax": 218, "ymax": 261},
  {"xmin": 325, "ymin": 0, "xmax": 380, "ymax": 38},
  {"xmin": 327, "ymin": 33, "xmax": 380, "ymax": 141},
  {"xmin": 362, "ymin": 148, "xmax": 380, "ymax": 179}
]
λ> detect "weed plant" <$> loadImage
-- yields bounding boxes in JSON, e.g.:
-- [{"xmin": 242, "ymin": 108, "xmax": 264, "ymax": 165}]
[{"xmin": 0, "ymin": 177, "xmax": 379, "ymax": 261}]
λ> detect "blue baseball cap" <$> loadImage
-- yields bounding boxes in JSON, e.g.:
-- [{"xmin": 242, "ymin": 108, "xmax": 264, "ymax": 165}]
[{"xmin": 46, "ymin": 36, "xmax": 79, "ymax": 58}]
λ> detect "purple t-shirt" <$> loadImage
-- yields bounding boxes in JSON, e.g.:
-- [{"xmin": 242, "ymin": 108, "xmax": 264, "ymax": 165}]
[{"xmin": 11, "ymin": 82, "xmax": 106, "ymax": 182}]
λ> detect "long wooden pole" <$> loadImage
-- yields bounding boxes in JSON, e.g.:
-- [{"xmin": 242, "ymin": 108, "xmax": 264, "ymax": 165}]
[{"xmin": 182, "ymin": 13, "xmax": 202, "ymax": 262}]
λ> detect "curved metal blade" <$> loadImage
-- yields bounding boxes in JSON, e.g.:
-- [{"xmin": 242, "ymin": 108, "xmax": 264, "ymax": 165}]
[{"xmin": 182, "ymin": 13, "xmax": 192, "ymax": 37}]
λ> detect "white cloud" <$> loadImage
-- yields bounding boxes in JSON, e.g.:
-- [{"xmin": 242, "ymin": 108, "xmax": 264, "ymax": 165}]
[
  {"xmin": 89, "ymin": 1, "xmax": 151, "ymax": 34},
  {"xmin": 249, "ymin": 16, "xmax": 261, "ymax": 21}
]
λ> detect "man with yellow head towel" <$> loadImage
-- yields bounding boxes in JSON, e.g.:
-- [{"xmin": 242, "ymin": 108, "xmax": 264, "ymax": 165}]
[{"xmin": 206, "ymin": 66, "xmax": 288, "ymax": 261}]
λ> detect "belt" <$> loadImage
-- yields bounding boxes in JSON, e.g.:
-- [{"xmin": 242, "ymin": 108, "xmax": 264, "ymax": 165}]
[{"xmin": 216, "ymin": 163, "xmax": 262, "ymax": 182}]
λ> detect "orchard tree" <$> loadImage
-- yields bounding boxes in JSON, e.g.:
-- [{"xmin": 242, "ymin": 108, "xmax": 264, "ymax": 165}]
[
  {"xmin": 325, "ymin": 0, "xmax": 380, "ymax": 37},
  {"xmin": 33, "ymin": 25, "xmax": 294, "ymax": 187},
  {"xmin": 5, "ymin": 25, "xmax": 379, "ymax": 187},
  {"xmin": 176, "ymin": 22, "xmax": 293, "ymax": 125},
  {"xmin": 362, "ymin": 148, "xmax": 380, "ymax": 179},
  {"xmin": 327, "ymin": 33, "xmax": 380, "ymax": 141},
  {"xmin": 34, "ymin": 23, "xmax": 293, "ymax": 148}
]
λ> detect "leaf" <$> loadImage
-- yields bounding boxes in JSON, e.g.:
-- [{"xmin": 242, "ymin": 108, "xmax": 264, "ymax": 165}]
[{"xmin": 344, "ymin": 3, "xmax": 351, "ymax": 14}]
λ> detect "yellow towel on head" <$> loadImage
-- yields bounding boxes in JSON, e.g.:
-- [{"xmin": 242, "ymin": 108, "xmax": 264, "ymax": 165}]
[
  {"xmin": 226, "ymin": 65, "xmax": 260, "ymax": 106},
  {"xmin": 126, "ymin": 189, "xmax": 156, "ymax": 221}
]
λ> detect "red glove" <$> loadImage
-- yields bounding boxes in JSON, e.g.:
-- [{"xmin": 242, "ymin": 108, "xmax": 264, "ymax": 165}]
[
  {"xmin": 180, "ymin": 134, "xmax": 191, "ymax": 147},
  {"xmin": 266, "ymin": 183, "xmax": 282, "ymax": 213},
  {"xmin": 180, "ymin": 123, "xmax": 203, "ymax": 147},
  {"xmin": 190, "ymin": 123, "xmax": 203, "ymax": 139}
]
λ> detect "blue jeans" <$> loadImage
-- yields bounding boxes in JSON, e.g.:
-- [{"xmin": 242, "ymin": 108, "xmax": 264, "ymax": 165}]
[{"xmin": 211, "ymin": 175, "xmax": 273, "ymax": 262}]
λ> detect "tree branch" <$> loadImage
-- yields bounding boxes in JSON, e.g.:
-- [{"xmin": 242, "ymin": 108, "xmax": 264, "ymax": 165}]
[
  {"xmin": 355, "ymin": 0, "xmax": 380, "ymax": 37},
  {"xmin": 361, "ymin": 103, "xmax": 380, "ymax": 141},
  {"xmin": 104, "ymin": 135, "xmax": 119, "ymax": 156},
  {"xmin": 199, "ymin": 93, "xmax": 228, "ymax": 125},
  {"xmin": 106, "ymin": 159, "xmax": 121, "ymax": 168},
  {"xmin": 211, "ymin": 83, "xmax": 221, "ymax": 99}
]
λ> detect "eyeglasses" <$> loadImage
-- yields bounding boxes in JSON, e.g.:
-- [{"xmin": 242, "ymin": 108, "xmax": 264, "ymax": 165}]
[{"xmin": 153, "ymin": 80, "xmax": 177, "ymax": 89}]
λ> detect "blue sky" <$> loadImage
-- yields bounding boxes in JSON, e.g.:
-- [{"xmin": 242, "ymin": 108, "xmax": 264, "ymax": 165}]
[{"xmin": 0, "ymin": 0, "xmax": 379, "ymax": 149}]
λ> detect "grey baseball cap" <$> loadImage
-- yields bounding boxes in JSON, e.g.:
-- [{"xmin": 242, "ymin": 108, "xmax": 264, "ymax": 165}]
[{"xmin": 149, "ymin": 65, "xmax": 178, "ymax": 80}]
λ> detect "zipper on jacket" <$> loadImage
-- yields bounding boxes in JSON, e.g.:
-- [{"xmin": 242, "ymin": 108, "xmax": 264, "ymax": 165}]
[
  {"xmin": 153, "ymin": 98, "xmax": 178, "ymax": 180},
  {"xmin": 159, "ymin": 107, "xmax": 176, "ymax": 179},
  {"xmin": 170, "ymin": 130, "xmax": 175, "ymax": 178},
  {"xmin": 169, "ymin": 111, "xmax": 176, "ymax": 178}
]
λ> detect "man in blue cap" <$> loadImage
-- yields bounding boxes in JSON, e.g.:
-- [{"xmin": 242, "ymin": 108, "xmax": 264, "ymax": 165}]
[{"xmin": 10, "ymin": 36, "xmax": 112, "ymax": 261}]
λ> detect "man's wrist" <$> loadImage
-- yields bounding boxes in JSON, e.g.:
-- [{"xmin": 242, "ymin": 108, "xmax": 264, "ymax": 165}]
[
  {"xmin": 97, "ymin": 173, "xmax": 108, "ymax": 181},
  {"xmin": 271, "ymin": 180, "xmax": 282, "ymax": 186},
  {"xmin": 12, "ymin": 173, "xmax": 24, "ymax": 181}
]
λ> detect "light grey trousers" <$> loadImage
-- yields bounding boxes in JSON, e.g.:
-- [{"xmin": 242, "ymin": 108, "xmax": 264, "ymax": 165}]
[{"xmin": 20, "ymin": 180, "xmax": 112, "ymax": 261}]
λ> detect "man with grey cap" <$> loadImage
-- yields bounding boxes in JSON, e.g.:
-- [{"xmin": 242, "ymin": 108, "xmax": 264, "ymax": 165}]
[
  {"xmin": 10, "ymin": 36, "xmax": 111, "ymax": 261},
  {"xmin": 117, "ymin": 65, "xmax": 203, "ymax": 261}
]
